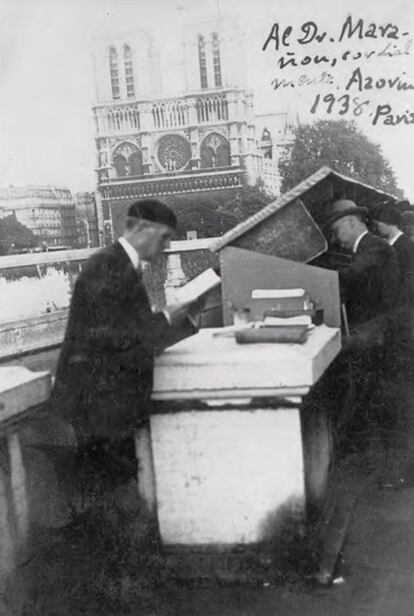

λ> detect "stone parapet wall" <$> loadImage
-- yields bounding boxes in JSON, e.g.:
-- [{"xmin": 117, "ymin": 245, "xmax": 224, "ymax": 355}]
[
  {"xmin": 0, "ymin": 239, "xmax": 221, "ymax": 340},
  {"xmin": 0, "ymin": 312, "xmax": 68, "ymax": 362},
  {"xmin": 0, "ymin": 367, "xmax": 75, "ymax": 598}
]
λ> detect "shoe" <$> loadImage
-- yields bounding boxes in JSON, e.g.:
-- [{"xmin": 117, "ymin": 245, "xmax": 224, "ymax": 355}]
[
  {"xmin": 378, "ymin": 477, "xmax": 406, "ymax": 490},
  {"xmin": 304, "ymin": 569, "xmax": 333, "ymax": 587}
]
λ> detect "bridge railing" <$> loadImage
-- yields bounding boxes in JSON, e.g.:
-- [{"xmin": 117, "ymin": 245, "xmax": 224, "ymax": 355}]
[{"xmin": 0, "ymin": 366, "xmax": 55, "ymax": 598}]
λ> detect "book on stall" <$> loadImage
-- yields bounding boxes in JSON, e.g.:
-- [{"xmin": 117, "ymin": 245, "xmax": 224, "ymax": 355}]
[
  {"xmin": 236, "ymin": 325, "xmax": 309, "ymax": 344},
  {"xmin": 250, "ymin": 288, "xmax": 311, "ymax": 315},
  {"xmin": 263, "ymin": 314, "xmax": 313, "ymax": 327},
  {"xmin": 251, "ymin": 288, "xmax": 307, "ymax": 300},
  {"xmin": 173, "ymin": 268, "xmax": 221, "ymax": 305}
]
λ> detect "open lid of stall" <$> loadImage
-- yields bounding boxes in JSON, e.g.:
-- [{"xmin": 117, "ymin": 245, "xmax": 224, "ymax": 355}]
[
  {"xmin": 209, "ymin": 166, "xmax": 398, "ymax": 262},
  {"xmin": 209, "ymin": 167, "xmax": 398, "ymax": 327}
]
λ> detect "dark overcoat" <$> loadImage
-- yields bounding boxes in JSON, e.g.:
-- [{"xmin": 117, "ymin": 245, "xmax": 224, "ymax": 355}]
[
  {"xmin": 339, "ymin": 232, "xmax": 400, "ymax": 349},
  {"xmin": 393, "ymin": 233, "xmax": 414, "ymax": 306},
  {"xmin": 51, "ymin": 242, "xmax": 178, "ymax": 441},
  {"xmin": 389, "ymin": 233, "xmax": 414, "ymax": 370}
]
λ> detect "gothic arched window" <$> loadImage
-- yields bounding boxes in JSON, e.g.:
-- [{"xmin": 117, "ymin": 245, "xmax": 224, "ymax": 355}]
[
  {"xmin": 200, "ymin": 133, "xmax": 230, "ymax": 169},
  {"xmin": 200, "ymin": 145, "xmax": 215, "ymax": 169},
  {"xmin": 113, "ymin": 154, "xmax": 127, "ymax": 177},
  {"xmin": 124, "ymin": 44, "xmax": 135, "ymax": 99},
  {"xmin": 129, "ymin": 151, "xmax": 143, "ymax": 176},
  {"xmin": 198, "ymin": 35, "xmax": 208, "ymax": 90},
  {"xmin": 109, "ymin": 47, "xmax": 120, "ymax": 100},
  {"xmin": 113, "ymin": 142, "xmax": 142, "ymax": 177},
  {"xmin": 212, "ymin": 33, "xmax": 222, "ymax": 88},
  {"xmin": 216, "ymin": 142, "xmax": 230, "ymax": 167}
]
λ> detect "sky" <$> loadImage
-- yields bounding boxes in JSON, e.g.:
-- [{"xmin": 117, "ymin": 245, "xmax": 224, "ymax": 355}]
[{"xmin": 1, "ymin": 0, "xmax": 414, "ymax": 198}]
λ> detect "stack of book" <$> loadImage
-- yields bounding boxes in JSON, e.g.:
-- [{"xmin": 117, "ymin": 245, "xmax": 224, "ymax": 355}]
[{"xmin": 236, "ymin": 288, "xmax": 316, "ymax": 344}]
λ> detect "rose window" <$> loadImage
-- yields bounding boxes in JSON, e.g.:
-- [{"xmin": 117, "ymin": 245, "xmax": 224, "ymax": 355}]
[{"xmin": 157, "ymin": 135, "xmax": 191, "ymax": 171}]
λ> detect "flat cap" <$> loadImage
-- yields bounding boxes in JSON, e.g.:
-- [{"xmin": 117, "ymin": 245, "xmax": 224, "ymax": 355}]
[{"xmin": 128, "ymin": 199, "xmax": 177, "ymax": 229}]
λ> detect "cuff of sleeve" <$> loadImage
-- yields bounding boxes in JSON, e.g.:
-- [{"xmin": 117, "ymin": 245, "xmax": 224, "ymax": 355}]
[
  {"xmin": 186, "ymin": 313, "xmax": 198, "ymax": 329},
  {"xmin": 162, "ymin": 309, "xmax": 172, "ymax": 325}
]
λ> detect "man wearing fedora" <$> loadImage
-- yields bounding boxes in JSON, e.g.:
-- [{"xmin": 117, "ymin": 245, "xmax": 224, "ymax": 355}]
[
  {"xmin": 51, "ymin": 199, "xmax": 198, "ymax": 515},
  {"xmin": 371, "ymin": 204, "xmax": 414, "ymax": 312},
  {"xmin": 322, "ymin": 199, "xmax": 400, "ymax": 457},
  {"xmin": 371, "ymin": 203, "xmax": 414, "ymax": 484},
  {"xmin": 324, "ymin": 199, "xmax": 399, "ymax": 348}
]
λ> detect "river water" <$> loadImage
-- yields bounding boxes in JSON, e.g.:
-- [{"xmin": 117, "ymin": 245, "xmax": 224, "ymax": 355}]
[{"xmin": 0, "ymin": 267, "xmax": 72, "ymax": 323}]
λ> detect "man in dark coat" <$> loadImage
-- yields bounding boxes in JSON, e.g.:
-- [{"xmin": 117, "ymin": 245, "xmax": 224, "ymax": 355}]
[
  {"xmin": 51, "ymin": 199, "xmax": 196, "ymax": 498},
  {"xmin": 371, "ymin": 204, "xmax": 414, "ymax": 483},
  {"xmin": 322, "ymin": 199, "xmax": 400, "ymax": 458},
  {"xmin": 371, "ymin": 203, "xmax": 414, "ymax": 328},
  {"xmin": 325, "ymin": 199, "xmax": 399, "ymax": 348}
]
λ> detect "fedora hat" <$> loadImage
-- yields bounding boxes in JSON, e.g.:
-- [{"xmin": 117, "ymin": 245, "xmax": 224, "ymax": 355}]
[
  {"xmin": 395, "ymin": 199, "xmax": 412, "ymax": 213},
  {"xmin": 371, "ymin": 203, "xmax": 401, "ymax": 226},
  {"xmin": 322, "ymin": 199, "xmax": 368, "ymax": 229},
  {"xmin": 401, "ymin": 211, "xmax": 414, "ymax": 227}
]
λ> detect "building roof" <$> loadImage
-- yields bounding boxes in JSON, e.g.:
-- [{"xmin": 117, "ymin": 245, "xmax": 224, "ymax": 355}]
[
  {"xmin": 0, "ymin": 186, "xmax": 73, "ymax": 201},
  {"xmin": 255, "ymin": 112, "xmax": 296, "ymax": 143},
  {"xmin": 209, "ymin": 167, "xmax": 398, "ymax": 252}
]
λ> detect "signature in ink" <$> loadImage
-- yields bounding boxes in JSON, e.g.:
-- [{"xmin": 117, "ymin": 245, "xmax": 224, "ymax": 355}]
[
  {"xmin": 345, "ymin": 67, "xmax": 414, "ymax": 92},
  {"xmin": 271, "ymin": 72, "xmax": 334, "ymax": 89}
]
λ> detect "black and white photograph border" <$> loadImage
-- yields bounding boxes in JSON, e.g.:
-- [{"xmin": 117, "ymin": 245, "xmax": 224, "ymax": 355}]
[{"xmin": 1, "ymin": 0, "xmax": 414, "ymax": 614}]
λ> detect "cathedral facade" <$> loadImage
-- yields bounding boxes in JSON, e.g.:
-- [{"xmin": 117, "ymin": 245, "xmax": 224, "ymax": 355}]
[{"xmin": 92, "ymin": 19, "xmax": 293, "ymax": 241}]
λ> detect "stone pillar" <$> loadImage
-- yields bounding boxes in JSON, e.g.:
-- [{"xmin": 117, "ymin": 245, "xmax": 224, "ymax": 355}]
[
  {"xmin": 189, "ymin": 126, "xmax": 200, "ymax": 170},
  {"xmin": 164, "ymin": 253, "xmax": 187, "ymax": 303},
  {"xmin": 227, "ymin": 90, "xmax": 239, "ymax": 122},
  {"xmin": 187, "ymin": 96, "xmax": 197, "ymax": 125},
  {"xmin": 140, "ymin": 102, "xmax": 153, "ymax": 132},
  {"xmin": 95, "ymin": 190, "xmax": 105, "ymax": 247},
  {"xmin": 240, "ymin": 122, "xmax": 248, "ymax": 155},
  {"xmin": 140, "ymin": 103, "xmax": 152, "ymax": 175},
  {"xmin": 229, "ymin": 123, "xmax": 240, "ymax": 167}
]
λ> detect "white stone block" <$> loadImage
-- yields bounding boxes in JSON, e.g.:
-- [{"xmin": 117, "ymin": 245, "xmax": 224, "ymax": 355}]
[{"xmin": 151, "ymin": 408, "xmax": 305, "ymax": 546}]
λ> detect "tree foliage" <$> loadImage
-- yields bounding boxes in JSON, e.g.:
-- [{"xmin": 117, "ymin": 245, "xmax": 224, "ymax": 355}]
[
  {"xmin": 165, "ymin": 183, "xmax": 273, "ymax": 239},
  {"xmin": 278, "ymin": 119, "xmax": 402, "ymax": 197},
  {"xmin": 0, "ymin": 215, "xmax": 38, "ymax": 255}
]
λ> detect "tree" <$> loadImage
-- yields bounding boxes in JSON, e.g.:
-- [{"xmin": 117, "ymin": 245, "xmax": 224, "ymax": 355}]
[
  {"xmin": 164, "ymin": 183, "xmax": 273, "ymax": 239},
  {"xmin": 0, "ymin": 215, "xmax": 38, "ymax": 255},
  {"xmin": 278, "ymin": 119, "xmax": 402, "ymax": 197}
]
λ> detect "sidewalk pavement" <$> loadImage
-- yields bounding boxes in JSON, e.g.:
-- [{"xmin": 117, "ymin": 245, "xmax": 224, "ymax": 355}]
[{"xmin": 4, "ymin": 435, "xmax": 414, "ymax": 616}]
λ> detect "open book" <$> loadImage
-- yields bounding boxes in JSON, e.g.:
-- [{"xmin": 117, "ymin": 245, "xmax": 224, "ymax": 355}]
[{"xmin": 174, "ymin": 268, "xmax": 221, "ymax": 305}]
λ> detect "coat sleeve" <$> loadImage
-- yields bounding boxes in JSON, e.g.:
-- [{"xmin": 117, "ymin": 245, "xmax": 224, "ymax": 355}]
[
  {"xmin": 402, "ymin": 243, "xmax": 414, "ymax": 305},
  {"xmin": 339, "ymin": 244, "xmax": 399, "ymax": 311},
  {"xmin": 78, "ymin": 265, "xmax": 170, "ymax": 355},
  {"xmin": 339, "ymin": 243, "xmax": 400, "ymax": 351}
]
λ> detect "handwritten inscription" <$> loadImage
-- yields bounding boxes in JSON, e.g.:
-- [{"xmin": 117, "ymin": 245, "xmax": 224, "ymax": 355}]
[
  {"xmin": 310, "ymin": 93, "xmax": 414, "ymax": 126},
  {"xmin": 262, "ymin": 16, "xmax": 409, "ymax": 51},
  {"xmin": 310, "ymin": 94, "xmax": 370, "ymax": 116},
  {"xmin": 262, "ymin": 18, "xmax": 409, "ymax": 52},
  {"xmin": 345, "ymin": 68, "xmax": 414, "ymax": 92},
  {"xmin": 271, "ymin": 72, "xmax": 334, "ymax": 90},
  {"xmin": 263, "ymin": 16, "xmax": 413, "ymax": 127}
]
